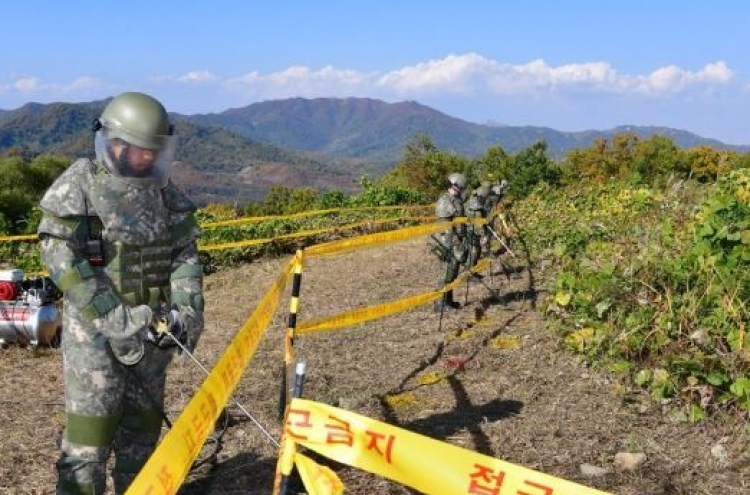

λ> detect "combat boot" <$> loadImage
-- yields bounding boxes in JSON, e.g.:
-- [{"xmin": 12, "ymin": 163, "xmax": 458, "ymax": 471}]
[{"xmin": 434, "ymin": 292, "xmax": 461, "ymax": 312}]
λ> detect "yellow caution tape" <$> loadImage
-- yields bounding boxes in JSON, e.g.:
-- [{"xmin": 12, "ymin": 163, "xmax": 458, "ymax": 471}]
[
  {"xmin": 0, "ymin": 233, "xmax": 37, "ymax": 242},
  {"xmin": 297, "ymin": 289, "xmax": 443, "ymax": 334},
  {"xmin": 0, "ymin": 205, "xmax": 432, "ymax": 243},
  {"xmin": 201, "ymin": 204, "xmax": 432, "ymax": 229},
  {"xmin": 304, "ymin": 222, "xmax": 450, "ymax": 257},
  {"xmin": 278, "ymin": 430, "xmax": 297, "ymax": 477},
  {"xmin": 201, "ymin": 208, "xmax": 341, "ymax": 229},
  {"xmin": 272, "ymin": 429, "xmax": 293, "ymax": 495},
  {"xmin": 295, "ymin": 452, "xmax": 344, "ymax": 495},
  {"xmin": 287, "ymin": 399, "xmax": 613, "ymax": 495},
  {"xmin": 297, "ymin": 258, "xmax": 490, "ymax": 334},
  {"xmin": 199, "ymin": 217, "xmax": 426, "ymax": 252},
  {"xmin": 125, "ymin": 256, "xmax": 295, "ymax": 495}
]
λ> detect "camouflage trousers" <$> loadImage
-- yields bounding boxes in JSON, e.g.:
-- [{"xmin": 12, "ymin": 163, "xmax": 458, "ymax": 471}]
[
  {"xmin": 435, "ymin": 229, "xmax": 465, "ymax": 306},
  {"xmin": 466, "ymin": 228, "xmax": 484, "ymax": 269},
  {"xmin": 436, "ymin": 256, "xmax": 462, "ymax": 307},
  {"xmin": 56, "ymin": 304, "xmax": 174, "ymax": 495}
]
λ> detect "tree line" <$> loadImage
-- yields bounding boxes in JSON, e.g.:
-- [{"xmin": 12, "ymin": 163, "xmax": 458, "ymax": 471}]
[{"xmin": 2, "ymin": 132, "xmax": 750, "ymax": 235}]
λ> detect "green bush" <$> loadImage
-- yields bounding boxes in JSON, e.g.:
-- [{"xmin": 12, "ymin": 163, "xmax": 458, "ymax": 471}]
[{"xmin": 519, "ymin": 174, "xmax": 749, "ymax": 418}]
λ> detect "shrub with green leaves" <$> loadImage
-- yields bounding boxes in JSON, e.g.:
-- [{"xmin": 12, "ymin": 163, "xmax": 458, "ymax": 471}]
[{"xmin": 517, "ymin": 174, "xmax": 749, "ymax": 418}]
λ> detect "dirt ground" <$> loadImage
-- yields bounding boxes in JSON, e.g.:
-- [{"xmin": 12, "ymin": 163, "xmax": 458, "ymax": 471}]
[{"xmin": 1, "ymin": 235, "xmax": 748, "ymax": 494}]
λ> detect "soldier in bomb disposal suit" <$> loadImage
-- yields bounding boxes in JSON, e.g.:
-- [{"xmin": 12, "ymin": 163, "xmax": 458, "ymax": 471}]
[
  {"xmin": 465, "ymin": 182, "xmax": 491, "ymax": 271},
  {"xmin": 433, "ymin": 172, "xmax": 468, "ymax": 312},
  {"xmin": 37, "ymin": 92, "xmax": 204, "ymax": 495}
]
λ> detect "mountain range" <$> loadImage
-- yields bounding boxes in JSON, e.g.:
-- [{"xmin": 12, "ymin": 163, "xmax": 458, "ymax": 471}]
[{"xmin": 2, "ymin": 97, "xmax": 747, "ymax": 205}]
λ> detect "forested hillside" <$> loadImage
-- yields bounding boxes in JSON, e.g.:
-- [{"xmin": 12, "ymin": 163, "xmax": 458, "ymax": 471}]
[
  {"xmin": 0, "ymin": 100, "xmax": 356, "ymax": 205},
  {"xmin": 187, "ymin": 97, "xmax": 749, "ymax": 173},
  {"xmin": 2, "ymin": 97, "xmax": 747, "ymax": 200}
]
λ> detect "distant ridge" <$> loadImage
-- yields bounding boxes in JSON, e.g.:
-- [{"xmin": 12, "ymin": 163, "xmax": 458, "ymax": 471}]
[
  {"xmin": 2, "ymin": 97, "xmax": 747, "ymax": 204},
  {"xmin": 0, "ymin": 99, "xmax": 356, "ymax": 205},
  {"xmin": 187, "ymin": 97, "xmax": 749, "ymax": 173}
]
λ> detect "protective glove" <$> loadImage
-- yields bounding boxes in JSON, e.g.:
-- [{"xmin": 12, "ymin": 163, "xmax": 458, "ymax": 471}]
[
  {"xmin": 179, "ymin": 306, "xmax": 204, "ymax": 354},
  {"xmin": 147, "ymin": 308, "xmax": 186, "ymax": 349},
  {"xmin": 95, "ymin": 304, "xmax": 152, "ymax": 366}
]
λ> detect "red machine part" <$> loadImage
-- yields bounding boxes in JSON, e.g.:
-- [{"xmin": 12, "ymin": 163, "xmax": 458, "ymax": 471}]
[{"xmin": 0, "ymin": 281, "xmax": 19, "ymax": 301}]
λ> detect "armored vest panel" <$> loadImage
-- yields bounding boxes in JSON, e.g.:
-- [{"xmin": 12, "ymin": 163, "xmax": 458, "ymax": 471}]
[
  {"xmin": 466, "ymin": 191, "xmax": 487, "ymax": 218},
  {"xmin": 435, "ymin": 192, "xmax": 464, "ymax": 219},
  {"xmin": 39, "ymin": 158, "xmax": 197, "ymax": 308}
]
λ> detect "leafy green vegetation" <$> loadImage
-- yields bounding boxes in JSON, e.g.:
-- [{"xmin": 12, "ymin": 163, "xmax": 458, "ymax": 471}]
[
  {"xmin": 2, "ymin": 131, "xmax": 748, "ymax": 420},
  {"xmin": 514, "ymin": 173, "xmax": 749, "ymax": 418}
]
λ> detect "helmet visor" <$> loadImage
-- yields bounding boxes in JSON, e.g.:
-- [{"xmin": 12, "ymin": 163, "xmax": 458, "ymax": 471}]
[{"xmin": 95, "ymin": 128, "xmax": 177, "ymax": 187}]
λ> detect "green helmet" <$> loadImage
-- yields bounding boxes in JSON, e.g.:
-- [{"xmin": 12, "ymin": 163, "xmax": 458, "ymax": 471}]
[
  {"xmin": 447, "ymin": 172, "xmax": 467, "ymax": 190},
  {"xmin": 94, "ymin": 92, "xmax": 177, "ymax": 187},
  {"xmin": 98, "ymin": 92, "xmax": 172, "ymax": 149}
]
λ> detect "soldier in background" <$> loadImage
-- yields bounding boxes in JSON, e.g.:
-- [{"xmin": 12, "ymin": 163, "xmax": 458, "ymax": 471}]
[
  {"xmin": 433, "ymin": 172, "xmax": 467, "ymax": 312},
  {"xmin": 483, "ymin": 178, "xmax": 510, "ymax": 245},
  {"xmin": 465, "ymin": 182, "xmax": 491, "ymax": 272},
  {"xmin": 484, "ymin": 178, "xmax": 509, "ymax": 218},
  {"xmin": 37, "ymin": 92, "xmax": 205, "ymax": 495}
]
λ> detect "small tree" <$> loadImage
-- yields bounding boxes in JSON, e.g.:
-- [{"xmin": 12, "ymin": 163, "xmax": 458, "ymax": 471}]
[
  {"xmin": 260, "ymin": 185, "xmax": 319, "ymax": 214},
  {"xmin": 28, "ymin": 155, "xmax": 69, "ymax": 196},
  {"xmin": 684, "ymin": 146, "xmax": 738, "ymax": 182},
  {"xmin": 479, "ymin": 145, "xmax": 512, "ymax": 181},
  {"xmin": 383, "ymin": 134, "xmax": 470, "ymax": 197},
  {"xmin": 507, "ymin": 141, "xmax": 560, "ymax": 197},
  {"xmin": 315, "ymin": 190, "xmax": 348, "ymax": 209}
]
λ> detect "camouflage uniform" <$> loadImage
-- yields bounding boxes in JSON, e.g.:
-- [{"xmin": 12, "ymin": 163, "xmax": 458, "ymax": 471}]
[
  {"xmin": 465, "ymin": 185, "xmax": 490, "ymax": 269},
  {"xmin": 484, "ymin": 180, "xmax": 509, "ymax": 245},
  {"xmin": 434, "ymin": 189, "xmax": 466, "ymax": 310},
  {"xmin": 37, "ymin": 93, "xmax": 204, "ymax": 495}
]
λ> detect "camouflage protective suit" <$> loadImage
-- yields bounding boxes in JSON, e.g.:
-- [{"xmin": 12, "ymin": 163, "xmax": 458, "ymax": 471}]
[
  {"xmin": 37, "ymin": 158, "xmax": 204, "ymax": 495},
  {"xmin": 484, "ymin": 180, "xmax": 509, "ymax": 244},
  {"xmin": 465, "ymin": 185, "xmax": 490, "ymax": 269},
  {"xmin": 434, "ymin": 190, "xmax": 466, "ymax": 310},
  {"xmin": 483, "ymin": 186, "xmax": 501, "ymax": 217}
]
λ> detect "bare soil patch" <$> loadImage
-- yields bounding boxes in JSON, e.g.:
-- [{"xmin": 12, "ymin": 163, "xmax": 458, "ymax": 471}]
[{"xmin": 1, "ymin": 237, "xmax": 747, "ymax": 494}]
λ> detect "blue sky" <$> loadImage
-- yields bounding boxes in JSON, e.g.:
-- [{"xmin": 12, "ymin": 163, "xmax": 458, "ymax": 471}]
[{"xmin": 2, "ymin": 1, "xmax": 749, "ymax": 144}]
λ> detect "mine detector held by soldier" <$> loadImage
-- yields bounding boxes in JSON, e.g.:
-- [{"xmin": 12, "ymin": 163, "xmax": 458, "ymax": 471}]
[
  {"xmin": 481, "ymin": 178, "xmax": 512, "ymax": 255},
  {"xmin": 430, "ymin": 172, "xmax": 468, "ymax": 312},
  {"xmin": 37, "ymin": 92, "xmax": 205, "ymax": 495},
  {"xmin": 484, "ymin": 178, "xmax": 509, "ymax": 217},
  {"xmin": 485, "ymin": 179, "xmax": 509, "ymax": 228}
]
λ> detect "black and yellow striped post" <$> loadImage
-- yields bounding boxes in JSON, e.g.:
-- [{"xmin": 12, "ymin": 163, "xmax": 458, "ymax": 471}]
[
  {"xmin": 279, "ymin": 250, "xmax": 304, "ymax": 420},
  {"xmin": 272, "ymin": 362, "xmax": 308, "ymax": 495}
]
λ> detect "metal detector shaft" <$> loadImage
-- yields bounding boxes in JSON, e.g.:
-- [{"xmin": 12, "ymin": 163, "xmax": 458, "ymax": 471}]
[
  {"xmin": 166, "ymin": 333, "xmax": 279, "ymax": 447},
  {"xmin": 486, "ymin": 224, "xmax": 516, "ymax": 257}
]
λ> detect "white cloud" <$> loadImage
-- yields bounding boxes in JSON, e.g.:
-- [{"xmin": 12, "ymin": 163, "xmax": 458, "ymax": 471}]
[
  {"xmin": 178, "ymin": 70, "xmax": 217, "ymax": 84},
  {"xmin": 225, "ymin": 65, "xmax": 369, "ymax": 99},
  {"xmin": 63, "ymin": 76, "xmax": 100, "ymax": 92},
  {"xmin": 14, "ymin": 76, "xmax": 42, "ymax": 93},
  {"xmin": 8, "ymin": 75, "xmax": 101, "ymax": 95},
  {"xmin": 0, "ymin": 54, "xmax": 739, "ymax": 113},
  {"xmin": 376, "ymin": 53, "xmax": 496, "ymax": 93},
  {"xmin": 374, "ymin": 54, "xmax": 733, "ymax": 97},
  {"xmin": 632, "ymin": 61, "xmax": 732, "ymax": 94},
  {"xmin": 151, "ymin": 70, "xmax": 218, "ymax": 84},
  {"xmin": 217, "ymin": 53, "xmax": 735, "ymax": 103}
]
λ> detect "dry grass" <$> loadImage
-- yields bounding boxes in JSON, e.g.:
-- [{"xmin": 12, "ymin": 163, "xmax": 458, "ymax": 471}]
[{"xmin": 1, "ymin": 237, "xmax": 748, "ymax": 494}]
